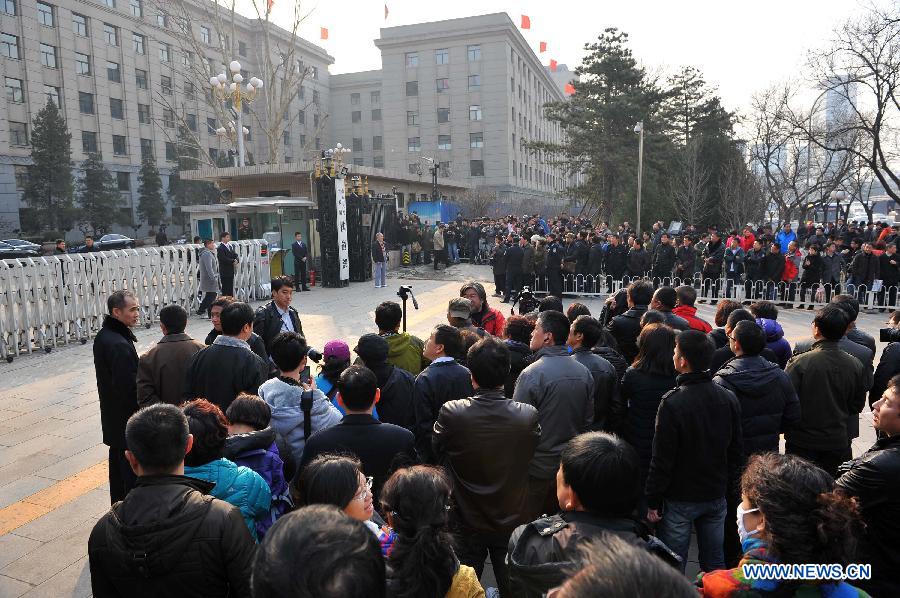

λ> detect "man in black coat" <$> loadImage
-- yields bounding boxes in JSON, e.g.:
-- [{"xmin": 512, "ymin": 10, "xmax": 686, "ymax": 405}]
[
  {"xmin": 568, "ymin": 316, "xmax": 619, "ymax": 431},
  {"xmin": 651, "ymin": 234, "xmax": 676, "ymax": 280},
  {"xmin": 94, "ymin": 289, "xmax": 142, "ymax": 504},
  {"xmin": 216, "ymin": 232, "xmax": 239, "ymax": 296},
  {"xmin": 88, "ymin": 404, "xmax": 255, "ymax": 597},
  {"xmin": 701, "ymin": 232, "xmax": 726, "ymax": 300},
  {"xmin": 879, "ymin": 243, "xmax": 899, "ymax": 308},
  {"xmin": 490, "ymin": 236, "xmax": 508, "ymax": 298},
  {"xmin": 763, "ymin": 242, "xmax": 785, "ymax": 300},
  {"xmin": 413, "ymin": 325, "xmax": 473, "ymax": 463},
  {"xmin": 744, "ymin": 240, "xmax": 767, "ymax": 300},
  {"xmin": 546, "ymin": 234, "xmax": 566, "ymax": 297},
  {"xmin": 645, "ymin": 330, "xmax": 742, "ymax": 572},
  {"xmin": 604, "ymin": 234, "xmax": 628, "ymax": 291},
  {"xmin": 434, "ymin": 338, "xmax": 540, "ymax": 595},
  {"xmin": 675, "ymin": 236, "xmax": 697, "ymax": 281},
  {"xmin": 503, "ymin": 236, "xmax": 525, "ymax": 303},
  {"xmin": 648, "ymin": 287, "xmax": 690, "ymax": 331},
  {"xmin": 354, "ymin": 333, "xmax": 415, "ymax": 431},
  {"xmin": 253, "ymin": 276, "xmax": 304, "ymax": 352},
  {"xmin": 849, "ymin": 242, "xmax": 879, "ymax": 300},
  {"xmin": 291, "ymin": 232, "xmax": 310, "ymax": 291},
  {"xmin": 607, "ymin": 280, "xmax": 654, "ymax": 363},
  {"xmin": 184, "ymin": 302, "xmax": 269, "ymax": 412},
  {"xmin": 299, "ymin": 366, "xmax": 416, "ymax": 503},
  {"xmin": 836, "ymin": 376, "xmax": 900, "ymax": 597}
]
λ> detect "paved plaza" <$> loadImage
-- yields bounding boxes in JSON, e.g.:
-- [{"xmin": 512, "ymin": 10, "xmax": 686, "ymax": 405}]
[{"xmin": 0, "ymin": 264, "xmax": 883, "ymax": 597}]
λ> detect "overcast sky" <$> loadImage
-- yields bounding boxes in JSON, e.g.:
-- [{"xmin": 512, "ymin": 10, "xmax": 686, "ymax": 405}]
[{"xmin": 249, "ymin": 0, "xmax": 872, "ymax": 116}]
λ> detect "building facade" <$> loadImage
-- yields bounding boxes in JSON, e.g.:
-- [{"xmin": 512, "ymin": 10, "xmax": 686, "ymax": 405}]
[
  {"xmin": 0, "ymin": 0, "xmax": 333, "ymax": 237},
  {"xmin": 331, "ymin": 13, "xmax": 577, "ymax": 210}
]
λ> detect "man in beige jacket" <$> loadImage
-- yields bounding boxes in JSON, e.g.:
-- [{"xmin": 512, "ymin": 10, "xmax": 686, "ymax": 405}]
[
  {"xmin": 137, "ymin": 304, "xmax": 205, "ymax": 406},
  {"xmin": 433, "ymin": 223, "xmax": 446, "ymax": 271}
]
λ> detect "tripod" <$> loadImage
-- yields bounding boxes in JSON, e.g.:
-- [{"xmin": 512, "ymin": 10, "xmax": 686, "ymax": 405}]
[{"xmin": 397, "ymin": 285, "xmax": 419, "ymax": 332}]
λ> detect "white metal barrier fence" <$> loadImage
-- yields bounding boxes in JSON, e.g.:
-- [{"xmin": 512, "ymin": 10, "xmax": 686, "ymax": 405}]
[
  {"xmin": 0, "ymin": 241, "xmax": 267, "ymax": 362},
  {"xmin": 528, "ymin": 273, "xmax": 896, "ymax": 312}
]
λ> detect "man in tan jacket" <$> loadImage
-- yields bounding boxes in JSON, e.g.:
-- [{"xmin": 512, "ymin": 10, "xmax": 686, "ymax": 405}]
[
  {"xmin": 433, "ymin": 223, "xmax": 446, "ymax": 270},
  {"xmin": 137, "ymin": 304, "xmax": 205, "ymax": 406}
]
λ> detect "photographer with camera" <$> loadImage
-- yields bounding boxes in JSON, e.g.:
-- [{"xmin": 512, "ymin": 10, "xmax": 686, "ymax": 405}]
[
  {"xmin": 460, "ymin": 282, "xmax": 505, "ymax": 336},
  {"xmin": 873, "ymin": 311, "xmax": 900, "ymax": 408}
]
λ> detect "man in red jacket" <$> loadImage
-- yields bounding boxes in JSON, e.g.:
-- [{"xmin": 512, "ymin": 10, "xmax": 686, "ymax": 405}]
[
  {"xmin": 672, "ymin": 285, "xmax": 713, "ymax": 333},
  {"xmin": 461, "ymin": 281, "xmax": 506, "ymax": 336}
]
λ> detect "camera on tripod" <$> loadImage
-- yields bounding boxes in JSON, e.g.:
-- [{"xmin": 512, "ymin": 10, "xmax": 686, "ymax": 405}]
[
  {"xmin": 512, "ymin": 286, "xmax": 539, "ymax": 315},
  {"xmin": 396, "ymin": 285, "xmax": 419, "ymax": 331}
]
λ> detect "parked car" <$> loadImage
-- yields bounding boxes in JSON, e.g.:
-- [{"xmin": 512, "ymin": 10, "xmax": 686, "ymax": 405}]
[
  {"xmin": 2, "ymin": 239, "xmax": 43, "ymax": 254},
  {"xmin": 97, "ymin": 234, "xmax": 136, "ymax": 250},
  {"xmin": 0, "ymin": 241, "xmax": 39, "ymax": 259}
]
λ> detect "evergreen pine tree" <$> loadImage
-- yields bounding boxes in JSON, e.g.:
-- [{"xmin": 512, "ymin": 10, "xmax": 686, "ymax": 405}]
[
  {"xmin": 22, "ymin": 98, "xmax": 75, "ymax": 233},
  {"xmin": 77, "ymin": 153, "xmax": 124, "ymax": 235},
  {"xmin": 137, "ymin": 158, "xmax": 166, "ymax": 226}
]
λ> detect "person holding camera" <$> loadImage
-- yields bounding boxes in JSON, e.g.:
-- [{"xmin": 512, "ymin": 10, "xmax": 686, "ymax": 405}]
[{"xmin": 872, "ymin": 311, "xmax": 900, "ymax": 408}]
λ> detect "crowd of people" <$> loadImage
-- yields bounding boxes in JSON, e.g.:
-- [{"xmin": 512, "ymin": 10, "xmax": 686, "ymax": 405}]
[
  {"xmin": 397, "ymin": 213, "xmax": 900, "ymax": 308},
  {"xmin": 86, "ymin": 260, "xmax": 900, "ymax": 597}
]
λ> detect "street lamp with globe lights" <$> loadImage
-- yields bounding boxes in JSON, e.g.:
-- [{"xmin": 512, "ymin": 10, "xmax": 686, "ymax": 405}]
[
  {"xmin": 634, "ymin": 121, "xmax": 644, "ymax": 234},
  {"xmin": 209, "ymin": 60, "xmax": 263, "ymax": 167},
  {"xmin": 830, "ymin": 189, "xmax": 848, "ymax": 224}
]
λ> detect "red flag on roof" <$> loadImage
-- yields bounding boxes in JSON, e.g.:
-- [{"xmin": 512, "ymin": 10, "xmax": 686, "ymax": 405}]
[
  {"xmin": 384, "ymin": 4, "xmax": 388, "ymax": 19},
  {"xmin": 549, "ymin": 59, "xmax": 558, "ymax": 72},
  {"xmin": 320, "ymin": 27, "xmax": 329, "ymax": 40},
  {"xmin": 520, "ymin": 14, "xmax": 531, "ymax": 29},
  {"xmin": 564, "ymin": 82, "xmax": 575, "ymax": 95},
  {"xmin": 539, "ymin": 41, "xmax": 547, "ymax": 53},
  {"xmin": 266, "ymin": 0, "xmax": 273, "ymax": 13}
]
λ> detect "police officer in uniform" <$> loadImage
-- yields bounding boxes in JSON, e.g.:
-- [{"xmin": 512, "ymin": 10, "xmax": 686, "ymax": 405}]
[{"xmin": 546, "ymin": 233, "xmax": 565, "ymax": 297}]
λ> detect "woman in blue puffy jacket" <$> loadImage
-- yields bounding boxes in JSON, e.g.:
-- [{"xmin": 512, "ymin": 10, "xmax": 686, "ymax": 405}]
[{"xmin": 183, "ymin": 399, "xmax": 272, "ymax": 541}]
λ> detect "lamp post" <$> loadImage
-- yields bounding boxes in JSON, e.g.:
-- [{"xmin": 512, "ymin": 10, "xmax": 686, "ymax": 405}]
[
  {"xmin": 830, "ymin": 189, "xmax": 847, "ymax": 224},
  {"xmin": 420, "ymin": 157, "xmax": 440, "ymax": 201},
  {"xmin": 209, "ymin": 61, "xmax": 263, "ymax": 167},
  {"xmin": 634, "ymin": 121, "xmax": 644, "ymax": 235}
]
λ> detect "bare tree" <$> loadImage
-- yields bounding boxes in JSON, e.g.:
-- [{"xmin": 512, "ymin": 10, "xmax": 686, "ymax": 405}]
[
  {"xmin": 669, "ymin": 139, "xmax": 713, "ymax": 224},
  {"xmin": 454, "ymin": 187, "xmax": 497, "ymax": 218},
  {"xmin": 845, "ymin": 153, "xmax": 876, "ymax": 223},
  {"xmin": 748, "ymin": 84, "xmax": 852, "ymax": 226},
  {"xmin": 719, "ymin": 154, "xmax": 766, "ymax": 230},
  {"xmin": 800, "ymin": 5, "xmax": 900, "ymax": 206},
  {"xmin": 150, "ymin": 0, "xmax": 326, "ymax": 165}
]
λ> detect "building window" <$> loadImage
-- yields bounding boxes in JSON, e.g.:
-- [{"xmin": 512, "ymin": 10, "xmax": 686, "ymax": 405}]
[
  {"xmin": 103, "ymin": 23, "xmax": 118, "ymax": 46},
  {"xmin": 157, "ymin": 12, "xmax": 167, "ymax": 28},
  {"xmin": 408, "ymin": 163, "xmax": 419, "ymax": 174},
  {"xmin": 313, "ymin": 113, "xmax": 319, "ymax": 128},
  {"xmin": 159, "ymin": 43, "xmax": 171, "ymax": 62},
  {"xmin": 75, "ymin": 52, "xmax": 91, "ymax": 75},
  {"xmin": 468, "ymin": 74, "xmax": 481, "ymax": 89},
  {"xmin": 162, "ymin": 108, "xmax": 175, "ymax": 128},
  {"xmin": 140, "ymin": 138, "xmax": 153, "ymax": 159},
  {"xmin": 105, "ymin": 0, "xmax": 115, "ymax": 7},
  {"xmin": 374, "ymin": 155, "xmax": 384, "ymax": 168},
  {"xmin": 238, "ymin": 41, "xmax": 247, "ymax": 56},
  {"xmin": 436, "ymin": 78, "xmax": 449, "ymax": 93},
  {"xmin": 138, "ymin": 103, "xmax": 151, "ymax": 124},
  {"xmin": 299, "ymin": 134, "xmax": 306, "ymax": 146},
  {"xmin": 283, "ymin": 130, "xmax": 291, "ymax": 145},
  {"xmin": 438, "ymin": 107, "xmax": 450, "ymax": 123},
  {"xmin": 315, "ymin": 137, "xmax": 320, "ymax": 149},
  {"xmin": 370, "ymin": 90, "xmax": 380, "ymax": 103},
  {"xmin": 37, "ymin": 2, "xmax": 54, "ymax": 27},
  {"xmin": 165, "ymin": 142, "xmax": 176, "ymax": 161},
  {"xmin": 1, "ymin": 0, "xmax": 15, "ymax": 16},
  {"xmin": 299, "ymin": 85, "xmax": 305, "ymax": 99},
  {"xmin": 371, "ymin": 108, "xmax": 381, "ymax": 121},
  {"xmin": 79, "ymin": 92, "xmax": 94, "ymax": 114},
  {"xmin": 512, "ymin": 160, "xmax": 516, "ymax": 176},
  {"xmin": 350, "ymin": 92, "xmax": 360, "ymax": 105},
  {"xmin": 351, "ymin": 110, "xmax": 361, "ymax": 123},
  {"xmin": 406, "ymin": 81, "xmax": 418, "ymax": 96},
  {"xmin": 407, "ymin": 111, "xmax": 418, "ymax": 126},
  {"xmin": 312, "ymin": 89, "xmax": 319, "ymax": 105},
  {"xmin": 186, "ymin": 113, "xmax": 197, "ymax": 132},
  {"xmin": 14, "ymin": 164, "xmax": 28, "ymax": 189},
  {"xmin": 408, "ymin": 137, "xmax": 420, "ymax": 152},
  {"xmin": 469, "ymin": 105, "xmax": 482, "ymax": 121},
  {"xmin": 468, "ymin": 44, "xmax": 481, "ymax": 61},
  {"xmin": 373, "ymin": 136, "xmax": 382, "ymax": 151},
  {"xmin": 438, "ymin": 135, "xmax": 451, "ymax": 150},
  {"xmin": 73, "ymin": 13, "xmax": 88, "ymax": 36},
  {"xmin": 206, "ymin": 117, "xmax": 216, "ymax": 133},
  {"xmin": 116, "ymin": 171, "xmax": 130, "ymax": 191},
  {"xmin": 0, "ymin": 33, "xmax": 18, "ymax": 59},
  {"xmin": 352, "ymin": 157, "xmax": 364, "ymax": 166},
  {"xmin": 5, "ymin": 77, "xmax": 23, "ymax": 103},
  {"xmin": 198, "ymin": 25, "xmax": 210, "ymax": 45},
  {"xmin": 132, "ymin": 32, "xmax": 145, "ymax": 54},
  {"xmin": 181, "ymin": 51, "xmax": 193, "ymax": 67},
  {"xmin": 129, "ymin": 0, "xmax": 142, "ymax": 17},
  {"xmin": 43, "ymin": 85, "xmax": 60, "ymax": 106},
  {"xmin": 107, "ymin": 61, "xmax": 120, "ymax": 82},
  {"xmin": 82, "ymin": 131, "xmax": 97, "ymax": 153},
  {"xmin": 352, "ymin": 137, "xmax": 362, "ymax": 152},
  {"xmin": 112, "ymin": 136, "xmax": 127, "ymax": 156},
  {"xmin": 160, "ymin": 76, "xmax": 172, "ymax": 95},
  {"xmin": 135, "ymin": 69, "xmax": 148, "ymax": 89},
  {"xmin": 208, "ymin": 147, "xmax": 218, "ymax": 162},
  {"xmin": 405, "ymin": 52, "xmax": 418, "ymax": 67},
  {"xmin": 110, "ymin": 98, "xmax": 124, "ymax": 119},
  {"xmin": 311, "ymin": 66, "xmax": 318, "ymax": 79},
  {"xmin": 435, "ymin": 48, "xmax": 449, "ymax": 65},
  {"xmin": 470, "ymin": 132, "xmax": 484, "ymax": 148},
  {"xmin": 40, "ymin": 44, "xmax": 57, "ymax": 68},
  {"xmin": 439, "ymin": 160, "xmax": 450, "ymax": 175},
  {"xmin": 470, "ymin": 159, "xmax": 484, "ymax": 176},
  {"xmin": 297, "ymin": 109, "xmax": 305, "ymax": 125},
  {"xmin": 9, "ymin": 121, "xmax": 27, "ymax": 145}
]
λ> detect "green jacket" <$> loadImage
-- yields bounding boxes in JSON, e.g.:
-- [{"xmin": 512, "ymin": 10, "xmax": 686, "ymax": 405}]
[
  {"xmin": 384, "ymin": 332, "xmax": 426, "ymax": 375},
  {"xmin": 785, "ymin": 340, "xmax": 867, "ymax": 451}
]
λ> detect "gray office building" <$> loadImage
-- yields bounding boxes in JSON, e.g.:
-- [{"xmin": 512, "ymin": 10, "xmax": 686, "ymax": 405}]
[{"xmin": 0, "ymin": 0, "xmax": 333, "ymax": 237}]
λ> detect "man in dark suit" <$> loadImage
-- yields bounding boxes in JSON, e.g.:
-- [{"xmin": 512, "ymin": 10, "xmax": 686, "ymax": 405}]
[
  {"xmin": 299, "ymin": 365, "xmax": 417, "ymax": 502},
  {"xmin": 253, "ymin": 276, "xmax": 304, "ymax": 352},
  {"xmin": 291, "ymin": 232, "xmax": 310, "ymax": 291},
  {"xmin": 217, "ymin": 231, "xmax": 239, "ymax": 296}
]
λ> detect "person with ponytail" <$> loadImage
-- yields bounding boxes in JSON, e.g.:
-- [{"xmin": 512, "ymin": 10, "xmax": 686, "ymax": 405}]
[
  {"xmin": 380, "ymin": 466, "xmax": 485, "ymax": 598},
  {"xmin": 697, "ymin": 453, "xmax": 868, "ymax": 597}
]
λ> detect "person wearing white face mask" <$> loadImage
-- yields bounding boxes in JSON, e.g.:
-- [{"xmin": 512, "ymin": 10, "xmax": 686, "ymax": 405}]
[{"xmin": 697, "ymin": 453, "xmax": 867, "ymax": 597}]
